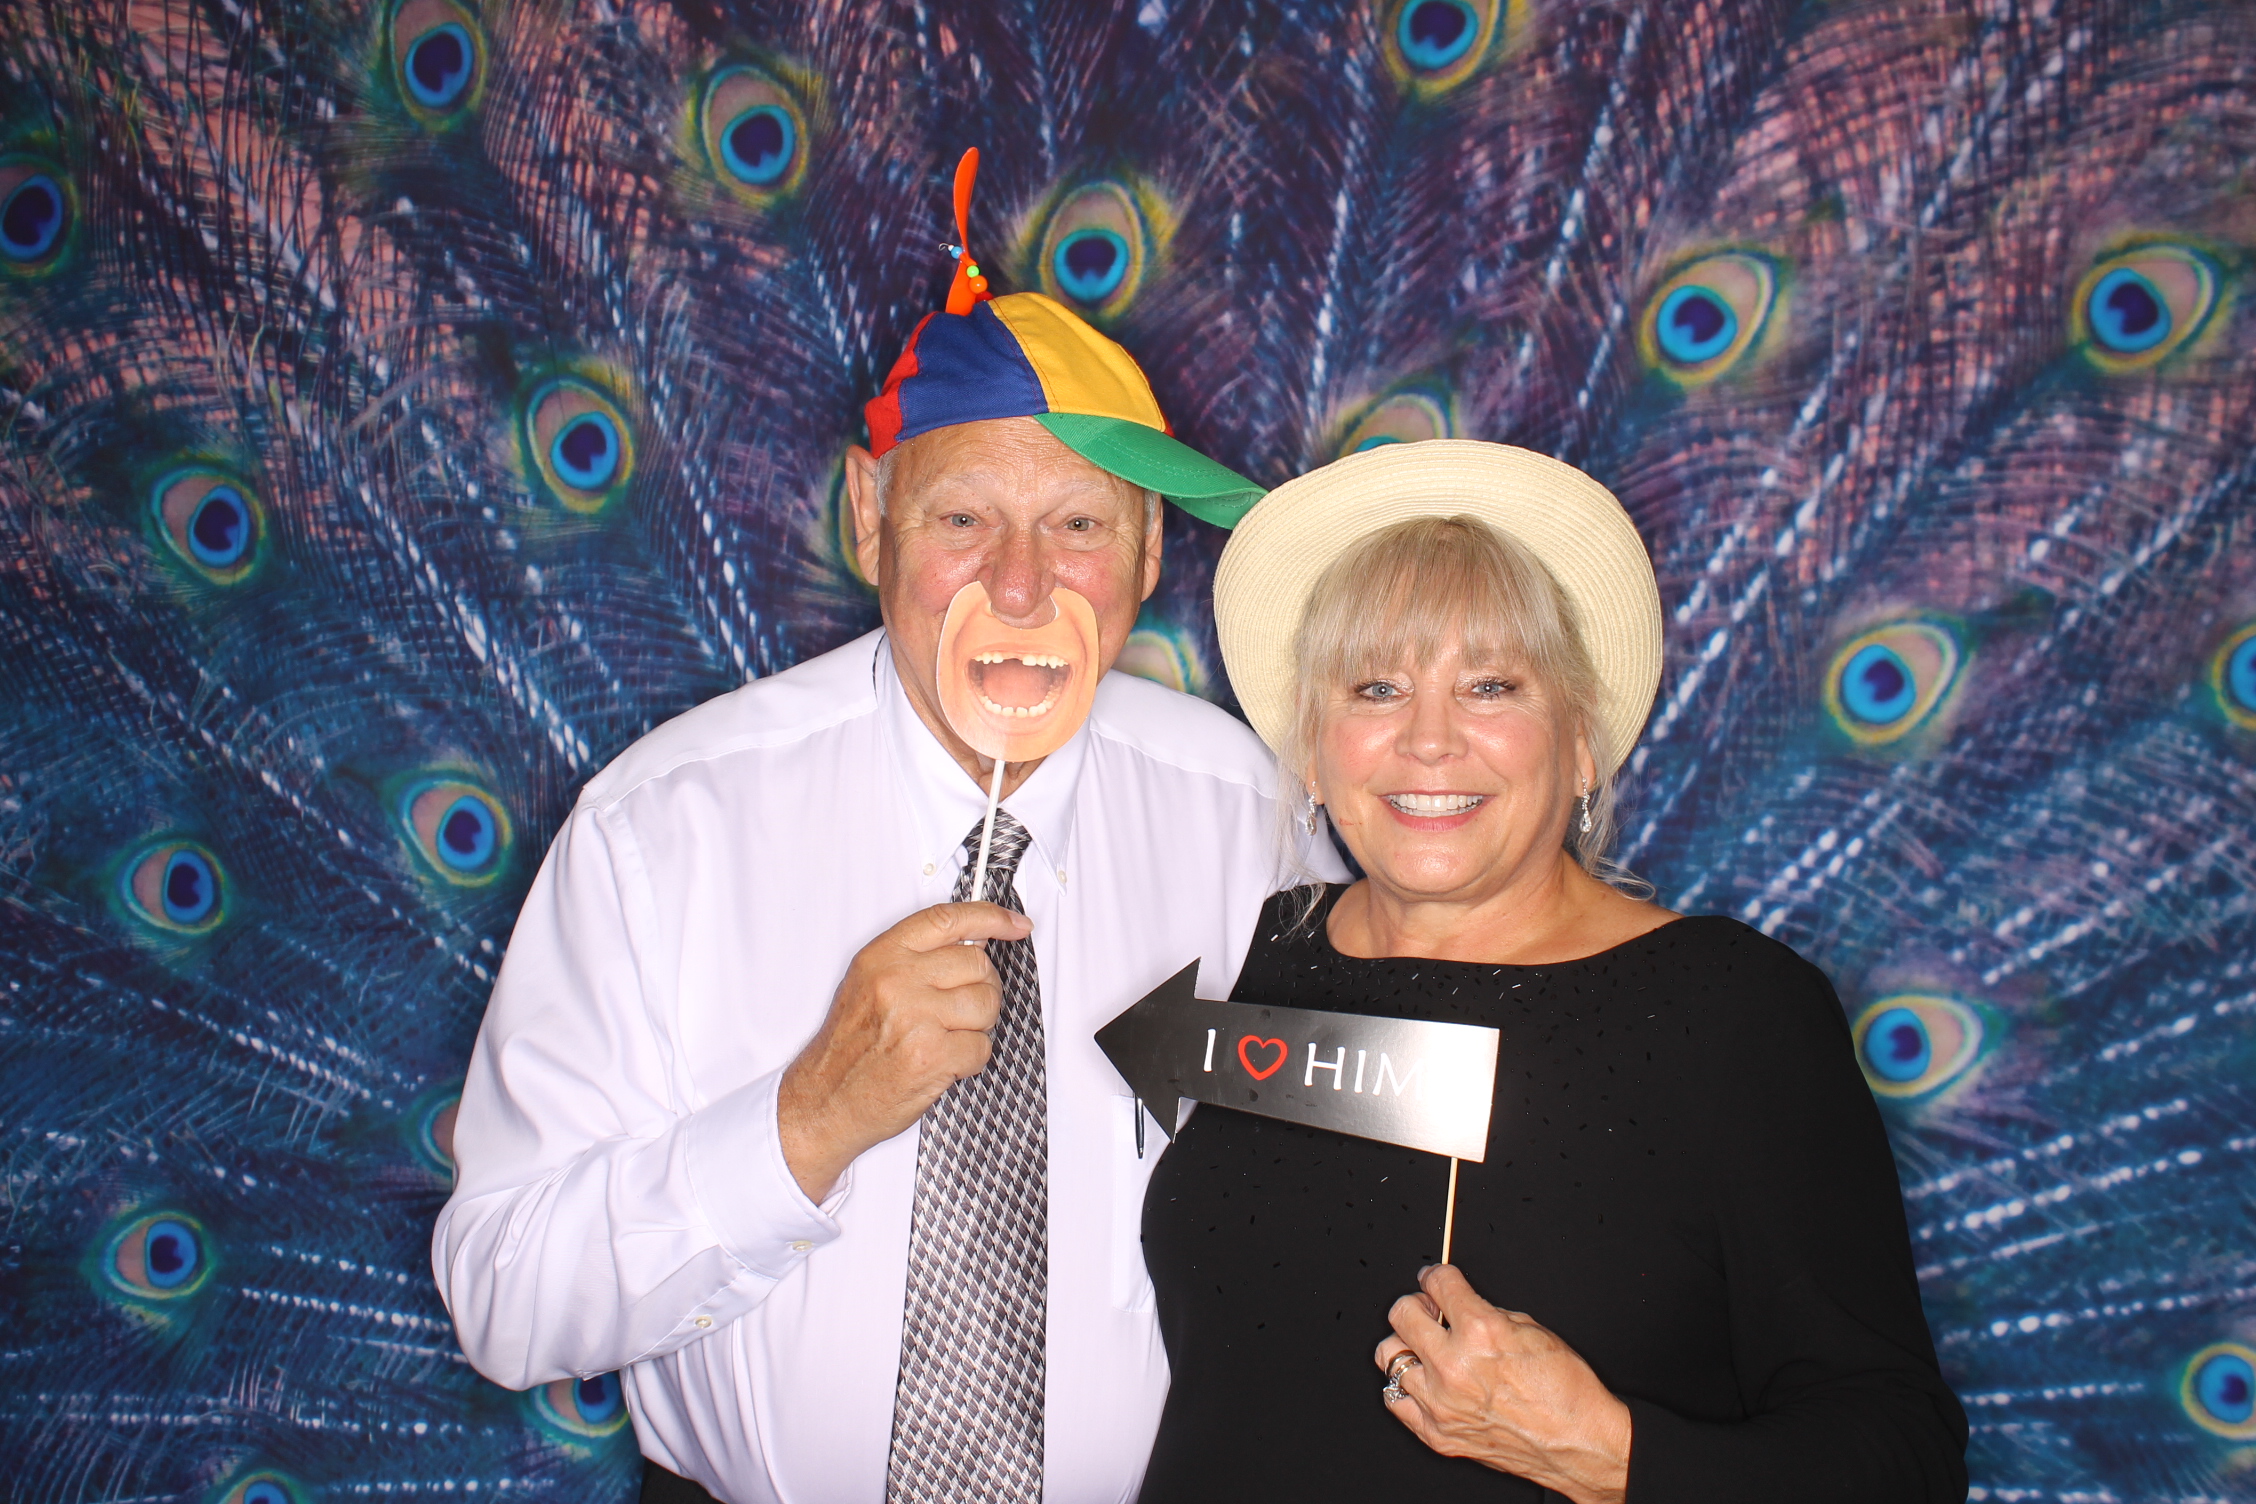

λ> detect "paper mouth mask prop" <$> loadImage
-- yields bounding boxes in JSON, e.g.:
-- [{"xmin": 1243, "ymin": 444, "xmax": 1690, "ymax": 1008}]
[{"xmin": 937, "ymin": 582, "xmax": 1102, "ymax": 762}]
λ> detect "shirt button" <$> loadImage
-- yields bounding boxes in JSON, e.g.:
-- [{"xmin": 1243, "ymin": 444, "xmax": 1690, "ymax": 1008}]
[
  {"xmin": 695, "ymin": 1316, "xmax": 712, "ymax": 1329},
  {"xmin": 922, "ymin": 862, "xmax": 936, "ymax": 877},
  {"xmin": 790, "ymin": 1240, "xmax": 813, "ymax": 1252},
  {"xmin": 1056, "ymin": 868, "xmax": 1067, "ymax": 885}
]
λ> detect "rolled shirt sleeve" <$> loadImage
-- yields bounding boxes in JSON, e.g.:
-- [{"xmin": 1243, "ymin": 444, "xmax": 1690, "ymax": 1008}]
[{"xmin": 432, "ymin": 803, "xmax": 842, "ymax": 1389}]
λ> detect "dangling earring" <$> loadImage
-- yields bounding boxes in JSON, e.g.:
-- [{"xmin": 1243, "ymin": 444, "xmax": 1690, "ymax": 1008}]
[
  {"xmin": 1304, "ymin": 787, "xmax": 1321, "ymax": 836},
  {"xmin": 1577, "ymin": 777, "xmax": 1594, "ymax": 836}
]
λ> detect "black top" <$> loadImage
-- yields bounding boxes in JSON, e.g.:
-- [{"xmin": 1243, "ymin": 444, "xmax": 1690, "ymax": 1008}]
[{"xmin": 1139, "ymin": 886, "xmax": 1968, "ymax": 1503}]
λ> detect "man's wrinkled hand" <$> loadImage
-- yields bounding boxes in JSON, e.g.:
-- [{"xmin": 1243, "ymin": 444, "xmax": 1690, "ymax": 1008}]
[{"xmin": 777, "ymin": 902, "xmax": 1031, "ymax": 1201}]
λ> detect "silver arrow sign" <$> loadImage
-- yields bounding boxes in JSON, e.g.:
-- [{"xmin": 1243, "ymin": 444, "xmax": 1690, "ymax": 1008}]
[{"xmin": 1096, "ymin": 961, "xmax": 1501, "ymax": 1161}]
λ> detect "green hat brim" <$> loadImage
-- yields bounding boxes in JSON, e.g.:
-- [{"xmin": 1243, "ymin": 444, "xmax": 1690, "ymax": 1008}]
[{"xmin": 1035, "ymin": 412, "xmax": 1265, "ymax": 530}]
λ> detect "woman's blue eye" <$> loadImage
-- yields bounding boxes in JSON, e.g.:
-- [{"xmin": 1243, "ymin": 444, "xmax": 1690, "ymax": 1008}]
[
  {"xmin": 1053, "ymin": 228, "xmax": 1130, "ymax": 304},
  {"xmin": 1, "ymin": 172, "xmax": 66, "ymax": 261},
  {"xmin": 1655, "ymin": 286, "xmax": 1739, "ymax": 365},
  {"xmin": 1839, "ymin": 643, "xmax": 1916, "ymax": 725},
  {"xmin": 551, "ymin": 411, "xmax": 620, "ymax": 490},
  {"xmin": 720, "ymin": 105, "xmax": 795, "ymax": 186},
  {"xmin": 1397, "ymin": 0, "xmax": 1480, "ymax": 71},
  {"xmin": 405, "ymin": 23, "xmax": 474, "ymax": 107}
]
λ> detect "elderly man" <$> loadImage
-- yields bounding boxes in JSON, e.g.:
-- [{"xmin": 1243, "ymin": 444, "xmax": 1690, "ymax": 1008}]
[{"xmin": 432, "ymin": 290, "xmax": 1337, "ymax": 1504}]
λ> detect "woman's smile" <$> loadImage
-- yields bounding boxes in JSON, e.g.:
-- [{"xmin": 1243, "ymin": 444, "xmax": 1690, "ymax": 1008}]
[{"xmin": 1382, "ymin": 791, "xmax": 1489, "ymax": 828}]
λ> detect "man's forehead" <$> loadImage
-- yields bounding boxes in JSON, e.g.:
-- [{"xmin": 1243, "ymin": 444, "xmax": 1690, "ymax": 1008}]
[{"xmin": 894, "ymin": 421, "xmax": 1137, "ymax": 502}]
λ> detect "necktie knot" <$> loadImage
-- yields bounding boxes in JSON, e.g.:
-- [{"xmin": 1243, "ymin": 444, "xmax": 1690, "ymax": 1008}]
[{"xmin": 959, "ymin": 809, "xmax": 1033, "ymax": 889}]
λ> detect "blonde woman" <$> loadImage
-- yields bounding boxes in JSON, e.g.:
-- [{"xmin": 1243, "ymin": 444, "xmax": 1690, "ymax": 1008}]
[{"xmin": 1136, "ymin": 443, "xmax": 1965, "ymax": 1503}]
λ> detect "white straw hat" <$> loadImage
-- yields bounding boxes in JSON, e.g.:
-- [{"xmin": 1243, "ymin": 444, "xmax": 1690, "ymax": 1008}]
[{"xmin": 1213, "ymin": 440, "xmax": 1663, "ymax": 778}]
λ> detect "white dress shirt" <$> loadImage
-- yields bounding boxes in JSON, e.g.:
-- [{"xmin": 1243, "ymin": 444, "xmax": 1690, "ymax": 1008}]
[{"xmin": 433, "ymin": 630, "xmax": 1338, "ymax": 1504}]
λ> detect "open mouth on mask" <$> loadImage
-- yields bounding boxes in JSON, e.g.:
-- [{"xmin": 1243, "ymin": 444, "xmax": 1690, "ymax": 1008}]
[{"xmin": 969, "ymin": 652, "xmax": 1073, "ymax": 718}]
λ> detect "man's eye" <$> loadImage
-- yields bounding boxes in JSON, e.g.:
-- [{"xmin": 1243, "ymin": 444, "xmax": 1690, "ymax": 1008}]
[
  {"xmin": 1064, "ymin": 516, "xmax": 1095, "ymax": 532},
  {"xmin": 947, "ymin": 513, "xmax": 978, "ymax": 528}
]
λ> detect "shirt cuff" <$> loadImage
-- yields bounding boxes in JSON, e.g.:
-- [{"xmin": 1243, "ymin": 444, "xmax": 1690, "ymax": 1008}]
[{"xmin": 681, "ymin": 1066, "xmax": 846, "ymax": 1277}]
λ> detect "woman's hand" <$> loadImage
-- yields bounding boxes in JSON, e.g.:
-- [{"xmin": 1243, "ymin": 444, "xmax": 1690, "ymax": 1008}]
[{"xmin": 1375, "ymin": 1265, "xmax": 1633, "ymax": 1504}]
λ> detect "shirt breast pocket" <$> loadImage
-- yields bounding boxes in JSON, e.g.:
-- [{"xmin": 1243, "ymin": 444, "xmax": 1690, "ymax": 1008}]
[{"xmin": 1110, "ymin": 1094, "xmax": 1158, "ymax": 1312}]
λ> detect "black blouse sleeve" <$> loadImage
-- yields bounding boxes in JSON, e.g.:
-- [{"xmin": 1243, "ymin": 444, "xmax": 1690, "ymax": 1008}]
[{"xmin": 1622, "ymin": 941, "xmax": 1969, "ymax": 1504}]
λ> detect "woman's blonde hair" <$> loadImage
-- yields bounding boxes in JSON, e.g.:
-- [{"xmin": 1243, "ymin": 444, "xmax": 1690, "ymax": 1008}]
[{"xmin": 1276, "ymin": 513, "xmax": 1643, "ymax": 892}]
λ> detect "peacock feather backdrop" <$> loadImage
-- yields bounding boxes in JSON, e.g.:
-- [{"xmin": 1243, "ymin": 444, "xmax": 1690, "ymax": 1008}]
[{"xmin": 2, "ymin": 0, "xmax": 2251, "ymax": 1498}]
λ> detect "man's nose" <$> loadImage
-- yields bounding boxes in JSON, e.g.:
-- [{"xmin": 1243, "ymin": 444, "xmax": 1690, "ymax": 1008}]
[{"xmin": 983, "ymin": 527, "xmax": 1054, "ymax": 625}]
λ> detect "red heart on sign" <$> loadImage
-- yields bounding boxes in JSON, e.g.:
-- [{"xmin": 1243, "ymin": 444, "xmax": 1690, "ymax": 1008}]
[{"xmin": 1237, "ymin": 1035, "xmax": 1288, "ymax": 1081}]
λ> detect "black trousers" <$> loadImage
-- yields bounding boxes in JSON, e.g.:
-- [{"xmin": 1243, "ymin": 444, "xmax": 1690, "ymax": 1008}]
[{"xmin": 640, "ymin": 1463, "xmax": 721, "ymax": 1504}]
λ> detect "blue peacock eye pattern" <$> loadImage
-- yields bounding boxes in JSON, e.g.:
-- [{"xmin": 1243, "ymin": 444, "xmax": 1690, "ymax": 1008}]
[
  {"xmin": 1115, "ymin": 623, "xmax": 1209, "ymax": 698},
  {"xmin": 388, "ymin": 0, "xmax": 486, "ymax": 126},
  {"xmin": 411, "ymin": 1086, "xmax": 463, "ymax": 1178},
  {"xmin": 400, "ymin": 778, "xmax": 512, "ymax": 885},
  {"xmin": 2209, "ymin": 622, "xmax": 2256, "ymax": 731},
  {"xmin": 1851, "ymin": 995, "xmax": 1987, "ymax": 1100},
  {"xmin": 1337, "ymin": 387, "xmax": 1455, "ymax": 457},
  {"xmin": 121, "ymin": 841, "xmax": 227, "ymax": 934},
  {"xmin": 1035, "ymin": 181, "xmax": 1158, "ymax": 320},
  {"xmin": 0, "ymin": 156, "xmax": 72, "ymax": 269},
  {"xmin": 533, "ymin": 1371, "xmax": 631, "ymax": 1440},
  {"xmin": 103, "ymin": 1211, "xmax": 213, "ymax": 1301},
  {"xmin": 523, "ymin": 378, "xmax": 635, "ymax": 513},
  {"xmin": 1822, "ymin": 621, "xmax": 1962, "ymax": 747},
  {"xmin": 1638, "ymin": 253, "xmax": 1781, "ymax": 386},
  {"xmin": 2072, "ymin": 244, "xmax": 2221, "ymax": 373},
  {"xmin": 1386, "ymin": 0, "xmax": 1514, "ymax": 93},
  {"xmin": 698, "ymin": 67, "xmax": 810, "ymax": 207},
  {"xmin": 1054, "ymin": 228, "xmax": 1131, "ymax": 304},
  {"xmin": 2182, "ymin": 1343, "xmax": 2256, "ymax": 1439},
  {"xmin": 151, "ymin": 468, "xmax": 263, "ymax": 584},
  {"xmin": 219, "ymin": 1473, "xmax": 304, "ymax": 1504}
]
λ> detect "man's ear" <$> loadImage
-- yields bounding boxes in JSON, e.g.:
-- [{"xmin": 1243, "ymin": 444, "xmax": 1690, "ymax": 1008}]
[
  {"xmin": 843, "ymin": 445, "xmax": 884, "ymax": 584},
  {"xmin": 1139, "ymin": 491, "xmax": 1165, "ymax": 603}
]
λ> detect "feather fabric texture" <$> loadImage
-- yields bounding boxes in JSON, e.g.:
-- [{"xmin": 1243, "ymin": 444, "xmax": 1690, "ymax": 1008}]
[{"xmin": 1, "ymin": 0, "xmax": 2250, "ymax": 1500}]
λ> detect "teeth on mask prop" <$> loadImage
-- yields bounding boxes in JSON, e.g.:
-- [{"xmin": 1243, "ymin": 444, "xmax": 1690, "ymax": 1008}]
[{"xmin": 938, "ymin": 581, "xmax": 1103, "ymax": 764}]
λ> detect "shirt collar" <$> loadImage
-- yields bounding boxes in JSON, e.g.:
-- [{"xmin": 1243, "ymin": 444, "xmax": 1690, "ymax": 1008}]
[{"xmin": 874, "ymin": 633, "xmax": 1089, "ymax": 888}]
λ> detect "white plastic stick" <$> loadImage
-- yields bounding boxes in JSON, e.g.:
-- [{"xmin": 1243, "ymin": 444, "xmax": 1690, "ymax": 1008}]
[
  {"xmin": 1441, "ymin": 1157, "xmax": 1461, "ymax": 1266},
  {"xmin": 969, "ymin": 754, "xmax": 1007, "ymax": 904}
]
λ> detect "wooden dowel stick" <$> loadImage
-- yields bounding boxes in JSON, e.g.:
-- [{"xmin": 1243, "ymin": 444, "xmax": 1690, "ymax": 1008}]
[
  {"xmin": 1441, "ymin": 1156, "xmax": 1461, "ymax": 1266},
  {"xmin": 969, "ymin": 754, "xmax": 1007, "ymax": 904}
]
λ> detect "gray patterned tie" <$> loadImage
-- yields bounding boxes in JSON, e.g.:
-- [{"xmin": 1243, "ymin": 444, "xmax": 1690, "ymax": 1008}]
[{"xmin": 886, "ymin": 809, "xmax": 1047, "ymax": 1502}]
